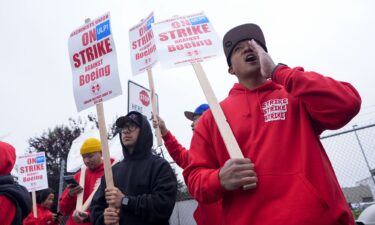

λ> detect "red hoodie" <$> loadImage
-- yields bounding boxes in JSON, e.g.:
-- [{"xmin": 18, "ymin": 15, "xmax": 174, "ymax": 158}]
[
  {"xmin": 184, "ymin": 65, "xmax": 361, "ymax": 225},
  {"xmin": 23, "ymin": 204, "xmax": 59, "ymax": 225},
  {"xmin": 163, "ymin": 132, "xmax": 222, "ymax": 225},
  {"xmin": 59, "ymin": 161, "xmax": 108, "ymax": 225},
  {"xmin": 0, "ymin": 141, "xmax": 17, "ymax": 225}
]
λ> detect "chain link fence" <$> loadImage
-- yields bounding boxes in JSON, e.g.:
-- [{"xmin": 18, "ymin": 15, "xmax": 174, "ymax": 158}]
[{"xmin": 321, "ymin": 123, "xmax": 375, "ymax": 218}]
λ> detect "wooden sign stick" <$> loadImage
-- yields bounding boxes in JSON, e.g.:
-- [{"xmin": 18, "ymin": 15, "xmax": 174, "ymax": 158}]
[
  {"xmin": 147, "ymin": 68, "xmax": 163, "ymax": 147},
  {"xmin": 96, "ymin": 103, "xmax": 115, "ymax": 189},
  {"xmin": 192, "ymin": 63, "xmax": 256, "ymax": 190},
  {"xmin": 81, "ymin": 183, "xmax": 98, "ymax": 212},
  {"xmin": 75, "ymin": 165, "xmax": 86, "ymax": 211},
  {"xmin": 96, "ymin": 103, "xmax": 119, "ymax": 224},
  {"xmin": 32, "ymin": 190, "xmax": 37, "ymax": 217}
]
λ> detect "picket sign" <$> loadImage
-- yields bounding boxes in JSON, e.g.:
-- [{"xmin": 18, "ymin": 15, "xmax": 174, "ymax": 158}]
[
  {"xmin": 129, "ymin": 13, "xmax": 162, "ymax": 147},
  {"xmin": 151, "ymin": 12, "xmax": 256, "ymax": 190},
  {"xmin": 76, "ymin": 165, "xmax": 86, "ymax": 211},
  {"xmin": 18, "ymin": 152, "xmax": 49, "ymax": 218},
  {"xmin": 80, "ymin": 18, "xmax": 117, "ymax": 222},
  {"xmin": 147, "ymin": 69, "xmax": 162, "ymax": 146},
  {"xmin": 32, "ymin": 191, "xmax": 37, "ymax": 217},
  {"xmin": 192, "ymin": 63, "xmax": 256, "ymax": 190}
]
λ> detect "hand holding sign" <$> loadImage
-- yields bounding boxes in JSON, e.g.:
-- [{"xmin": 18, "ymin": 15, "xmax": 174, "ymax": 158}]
[{"xmin": 153, "ymin": 12, "xmax": 256, "ymax": 190}]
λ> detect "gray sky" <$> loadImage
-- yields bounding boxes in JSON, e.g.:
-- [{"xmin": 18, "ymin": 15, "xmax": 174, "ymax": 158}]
[{"xmin": 1, "ymin": 0, "xmax": 375, "ymax": 158}]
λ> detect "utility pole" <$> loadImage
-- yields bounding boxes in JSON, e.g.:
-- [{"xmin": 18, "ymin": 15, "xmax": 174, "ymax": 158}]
[{"xmin": 57, "ymin": 159, "xmax": 65, "ymax": 212}]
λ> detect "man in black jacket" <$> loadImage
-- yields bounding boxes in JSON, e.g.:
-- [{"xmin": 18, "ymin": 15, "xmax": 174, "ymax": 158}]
[
  {"xmin": 90, "ymin": 111, "xmax": 177, "ymax": 225},
  {"xmin": 0, "ymin": 141, "xmax": 32, "ymax": 225}
]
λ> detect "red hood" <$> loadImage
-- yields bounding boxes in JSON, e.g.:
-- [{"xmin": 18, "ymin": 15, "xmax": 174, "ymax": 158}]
[
  {"xmin": 0, "ymin": 141, "xmax": 16, "ymax": 175},
  {"xmin": 228, "ymin": 80, "xmax": 280, "ymax": 96},
  {"xmin": 227, "ymin": 81, "xmax": 282, "ymax": 115}
]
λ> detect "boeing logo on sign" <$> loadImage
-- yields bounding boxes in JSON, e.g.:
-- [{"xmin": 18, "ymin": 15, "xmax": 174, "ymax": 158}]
[{"xmin": 139, "ymin": 90, "xmax": 150, "ymax": 106}]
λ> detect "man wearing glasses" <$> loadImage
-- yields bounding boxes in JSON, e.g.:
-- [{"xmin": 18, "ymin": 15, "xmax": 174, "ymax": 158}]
[{"xmin": 90, "ymin": 111, "xmax": 177, "ymax": 225}]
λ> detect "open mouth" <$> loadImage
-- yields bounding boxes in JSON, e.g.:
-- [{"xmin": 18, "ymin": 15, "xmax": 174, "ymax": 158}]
[{"xmin": 245, "ymin": 54, "xmax": 257, "ymax": 62}]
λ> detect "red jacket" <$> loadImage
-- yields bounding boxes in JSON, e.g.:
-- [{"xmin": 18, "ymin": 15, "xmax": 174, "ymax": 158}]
[
  {"xmin": 0, "ymin": 196, "xmax": 16, "ymax": 225},
  {"xmin": 163, "ymin": 131, "xmax": 222, "ymax": 225},
  {"xmin": 0, "ymin": 141, "xmax": 17, "ymax": 225},
  {"xmin": 59, "ymin": 162, "xmax": 106, "ymax": 225},
  {"xmin": 184, "ymin": 65, "xmax": 361, "ymax": 225},
  {"xmin": 163, "ymin": 132, "xmax": 190, "ymax": 168},
  {"xmin": 0, "ymin": 141, "xmax": 31, "ymax": 224},
  {"xmin": 23, "ymin": 204, "xmax": 59, "ymax": 225}
]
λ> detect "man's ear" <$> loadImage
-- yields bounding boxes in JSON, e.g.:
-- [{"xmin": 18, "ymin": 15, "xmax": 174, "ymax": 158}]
[{"xmin": 228, "ymin": 66, "xmax": 235, "ymax": 75}]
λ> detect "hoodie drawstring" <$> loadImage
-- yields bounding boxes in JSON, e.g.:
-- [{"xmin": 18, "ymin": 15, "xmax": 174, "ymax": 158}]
[
  {"xmin": 244, "ymin": 89, "xmax": 264, "ymax": 117},
  {"xmin": 245, "ymin": 90, "xmax": 251, "ymax": 117},
  {"xmin": 256, "ymin": 90, "xmax": 263, "ymax": 115}
]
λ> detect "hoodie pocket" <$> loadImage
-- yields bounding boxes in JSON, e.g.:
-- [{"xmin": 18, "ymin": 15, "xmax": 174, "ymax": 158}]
[
  {"xmin": 253, "ymin": 173, "xmax": 331, "ymax": 224},
  {"xmin": 297, "ymin": 174, "xmax": 329, "ymax": 210}
]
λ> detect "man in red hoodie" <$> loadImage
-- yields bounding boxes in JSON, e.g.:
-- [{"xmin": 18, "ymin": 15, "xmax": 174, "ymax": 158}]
[
  {"xmin": 153, "ymin": 104, "xmax": 222, "ymax": 225},
  {"xmin": 59, "ymin": 138, "xmax": 106, "ymax": 225},
  {"xmin": 0, "ymin": 141, "xmax": 31, "ymax": 225},
  {"xmin": 183, "ymin": 23, "xmax": 361, "ymax": 225}
]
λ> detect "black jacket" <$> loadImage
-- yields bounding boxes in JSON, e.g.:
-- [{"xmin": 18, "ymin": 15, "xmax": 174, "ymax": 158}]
[
  {"xmin": 90, "ymin": 112, "xmax": 177, "ymax": 225},
  {"xmin": 0, "ymin": 175, "xmax": 32, "ymax": 225}
]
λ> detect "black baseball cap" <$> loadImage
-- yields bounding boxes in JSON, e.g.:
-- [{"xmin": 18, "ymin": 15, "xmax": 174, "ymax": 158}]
[
  {"xmin": 223, "ymin": 23, "xmax": 267, "ymax": 66},
  {"xmin": 116, "ymin": 111, "xmax": 141, "ymax": 128}
]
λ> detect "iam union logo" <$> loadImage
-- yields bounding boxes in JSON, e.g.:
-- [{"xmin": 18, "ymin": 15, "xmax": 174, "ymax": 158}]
[{"xmin": 139, "ymin": 90, "xmax": 150, "ymax": 106}]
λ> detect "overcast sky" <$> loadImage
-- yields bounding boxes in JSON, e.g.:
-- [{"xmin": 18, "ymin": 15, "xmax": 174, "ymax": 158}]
[{"xmin": 1, "ymin": 0, "xmax": 375, "ymax": 159}]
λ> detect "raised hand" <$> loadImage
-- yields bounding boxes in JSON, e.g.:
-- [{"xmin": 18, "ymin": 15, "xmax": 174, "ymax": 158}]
[
  {"xmin": 152, "ymin": 115, "xmax": 169, "ymax": 136},
  {"xmin": 248, "ymin": 39, "xmax": 276, "ymax": 79}
]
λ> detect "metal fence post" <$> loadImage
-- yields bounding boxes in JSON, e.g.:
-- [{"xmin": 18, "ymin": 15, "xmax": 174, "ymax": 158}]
[
  {"xmin": 353, "ymin": 125, "xmax": 375, "ymax": 187},
  {"xmin": 57, "ymin": 159, "xmax": 65, "ymax": 212}
]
